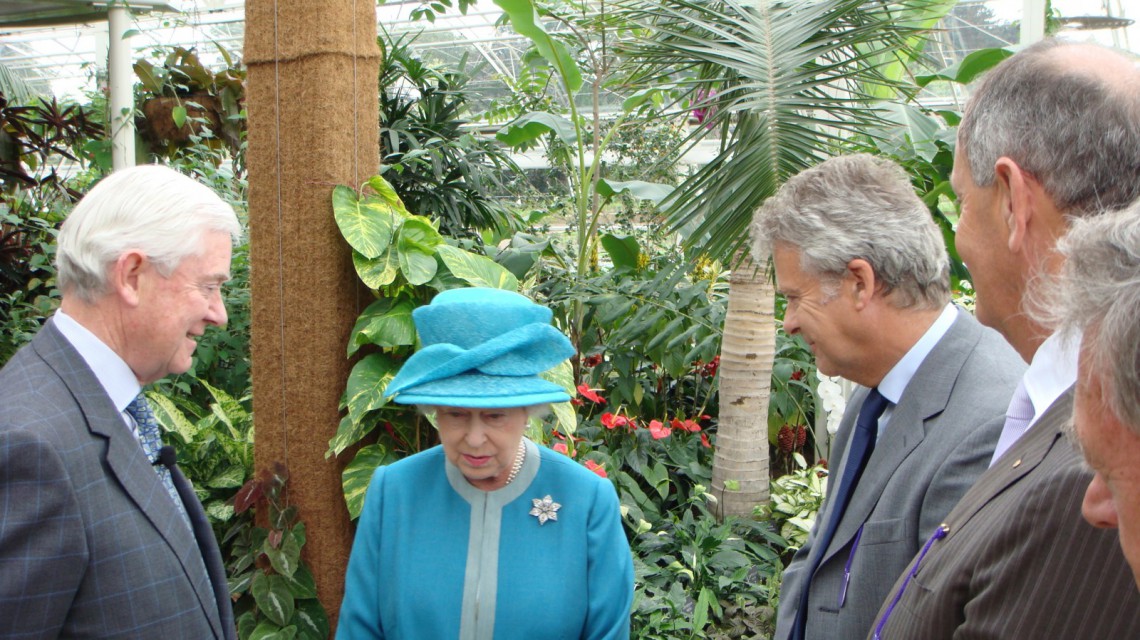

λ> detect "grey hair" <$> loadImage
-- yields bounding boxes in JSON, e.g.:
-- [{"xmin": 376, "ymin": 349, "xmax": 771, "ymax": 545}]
[
  {"xmin": 750, "ymin": 153, "xmax": 950, "ymax": 310},
  {"xmin": 1036, "ymin": 200, "xmax": 1140, "ymax": 436},
  {"xmin": 56, "ymin": 164, "xmax": 241, "ymax": 303},
  {"xmin": 959, "ymin": 39, "xmax": 1140, "ymax": 216}
]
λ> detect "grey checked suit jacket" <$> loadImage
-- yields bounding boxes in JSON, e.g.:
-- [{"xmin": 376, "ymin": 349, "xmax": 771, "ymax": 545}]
[
  {"xmin": 0, "ymin": 319, "xmax": 235, "ymax": 639},
  {"xmin": 870, "ymin": 389, "xmax": 1140, "ymax": 639},
  {"xmin": 775, "ymin": 310, "xmax": 1025, "ymax": 640}
]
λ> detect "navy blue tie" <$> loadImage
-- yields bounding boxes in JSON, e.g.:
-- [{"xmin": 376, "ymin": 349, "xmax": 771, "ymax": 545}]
[{"xmin": 790, "ymin": 387, "xmax": 888, "ymax": 640}]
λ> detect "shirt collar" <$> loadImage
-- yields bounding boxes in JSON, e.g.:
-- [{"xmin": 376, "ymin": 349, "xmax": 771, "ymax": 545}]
[
  {"xmin": 54, "ymin": 309, "xmax": 142, "ymax": 413},
  {"xmin": 877, "ymin": 303, "xmax": 959, "ymax": 405},
  {"xmin": 1022, "ymin": 331, "xmax": 1079, "ymax": 427}
]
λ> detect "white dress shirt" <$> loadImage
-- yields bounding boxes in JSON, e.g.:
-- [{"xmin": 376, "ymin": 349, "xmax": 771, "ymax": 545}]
[{"xmin": 989, "ymin": 331, "xmax": 1078, "ymax": 465}]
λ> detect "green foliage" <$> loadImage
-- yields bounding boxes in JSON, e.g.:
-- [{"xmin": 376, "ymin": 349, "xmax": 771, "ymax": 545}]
[
  {"xmin": 768, "ymin": 329, "xmax": 819, "ymax": 472},
  {"xmin": 0, "ymin": 96, "xmax": 104, "ymax": 191},
  {"xmin": 539, "ymin": 231, "xmax": 726, "ymax": 421},
  {"xmin": 757, "ymin": 453, "xmax": 828, "ymax": 556},
  {"xmin": 402, "ymin": 0, "xmax": 479, "ymax": 22},
  {"xmin": 0, "ymin": 198, "xmax": 62, "ymax": 364},
  {"xmin": 328, "ymin": 175, "xmax": 576, "ymax": 518},
  {"xmin": 148, "ymin": 380, "xmax": 254, "ymax": 535},
  {"xmin": 489, "ymin": 0, "xmax": 676, "ymax": 365},
  {"xmin": 0, "ymin": 94, "xmax": 105, "ymax": 367},
  {"xmin": 540, "ymin": 411, "xmax": 785, "ymax": 638},
  {"xmin": 616, "ymin": 0, "xmax": 951, "ymax": 262},
  {"xmin": 915, "ymin": 47, "xmax": 1014, "ymax": 87},
  {"xmin": 227, "ymin": 464, "xmax": 329, "ymax": 640},
  {"xmin": 377, "ymin": 29, "xmax": 524, "ymax": 236},
  {"xmin": 134, "ymin": 44, "xmax": 246, "ymax": 159}
]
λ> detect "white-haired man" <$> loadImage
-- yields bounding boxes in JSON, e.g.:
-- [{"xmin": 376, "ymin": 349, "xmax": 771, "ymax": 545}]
[{"xmin": 0, "ymin": 165, "xmax": 240, "ymax": 639}]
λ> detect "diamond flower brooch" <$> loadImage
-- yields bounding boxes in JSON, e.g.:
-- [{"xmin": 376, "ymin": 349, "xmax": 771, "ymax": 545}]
[{"xmin": 529, "ymin": 495, "xmax": 561, "ymax": 525}]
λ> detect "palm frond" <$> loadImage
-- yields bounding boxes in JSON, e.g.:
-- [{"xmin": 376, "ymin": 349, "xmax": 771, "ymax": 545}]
[{"xmin": 616, "ymin": 0, "xmax": 948, "ymax": 261}]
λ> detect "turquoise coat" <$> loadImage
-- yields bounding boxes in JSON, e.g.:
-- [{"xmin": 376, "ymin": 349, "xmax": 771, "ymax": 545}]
[{"xmin": 337, "ymin": 439, "xmax": 634, "ymax": 639}]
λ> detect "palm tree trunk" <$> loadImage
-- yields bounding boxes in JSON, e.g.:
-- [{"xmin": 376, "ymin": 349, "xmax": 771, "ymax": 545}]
[{"xmin": 712, "ymin": 254, "xmax": 775, "ymax": 519}]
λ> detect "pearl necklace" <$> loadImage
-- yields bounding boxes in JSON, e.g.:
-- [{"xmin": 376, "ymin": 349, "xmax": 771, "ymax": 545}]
[{"xmin": 505, "ymin": 439, "xmax": 527, "ymax": 485}]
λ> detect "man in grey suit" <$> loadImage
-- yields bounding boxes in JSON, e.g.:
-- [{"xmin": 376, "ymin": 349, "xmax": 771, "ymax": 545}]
[
  {"xmin": 870, "ymin": 39, "xmax": 1140, "ymax": 638},
  {"xmin": 1049, "ymin": 201, "xmax": 1140, "ymax": 591},
  {"xmin": 753, "ymin": 154, "xmax": 1024, "ymax": 640},
  {"xmin": 0, "ymin": 164, "xmax": 240, "ymax": 639}
]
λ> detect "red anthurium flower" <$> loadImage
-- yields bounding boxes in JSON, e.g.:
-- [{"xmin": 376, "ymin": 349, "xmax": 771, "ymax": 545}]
[
  {"xmin": 648, "ymin": 420, "xmax": 671, "ymax": 440},
  {"xmin": 553, "ymin": 442, "xmax": 569, "ymax": 456},
  {"xmin": 584, "ymin": 459, "xmax": 607, "ymax": 478},
  {"xmin": 582, "ymin": 354, "xmax": 604, "ymax": 368},
  {"xmin": 683, "ymin": 419, "xmax": 702, "ymax": 432},
  {"xmin": 700, "ymin": 433, "xmax": 711, "ymax": 448},
  {"xmin": 576, "ymin": 383, "xmax": 606, "ymax": 404},
  {"xmin": 601, "ymin": 412, "xmax": 628, "ymax": 429},
  {"xmin": 702, "ymin": 355, "xmax": 720, "ymax": 378},
  {"xmin": 670, "ymin": 418, "xmax": 684, "ymax": 430}
]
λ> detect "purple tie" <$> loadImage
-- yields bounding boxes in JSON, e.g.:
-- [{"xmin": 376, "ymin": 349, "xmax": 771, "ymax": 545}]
[{"xmin": 989, "ymin": 379, "xmax": 1033, "ymax": 466}]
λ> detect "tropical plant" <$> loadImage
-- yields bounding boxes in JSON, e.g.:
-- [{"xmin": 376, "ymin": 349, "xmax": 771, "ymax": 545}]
[
  {"xmin": 133, "ymin": 44, "xmax": 246, "ymax": 158},
  {"xmin": 538, "ymin": 229, "xmax": 726, "ymax": 422},
  {"xmin": 227, "ymin": 463, "xmax": 329, "ymax": 640},
  {"xmin": 377, "ymin": 29, "xmax": 524, "ymax": 236},
  {"xmin": 768, "ymin": 329, "xmax": 818, "ymax": 475},
  {"xmin": 757, "ymin": 452, "xmax": 828, "ymax": 557},
  {"xmin": 0, "ymin": 198, "xmax": 60, "ymax": 362},
  {"xmin": 541, "ymin": 408, "xmax": 785, "ymax": 638},
  {"xmin": 148, "ymin": 379, "xmax": 254, "ymax": 538},
  {"xmin": 0, "ymin": 93, "xmax": 105, "ymax": 367},
  {"xmin": 614, "ymin": 0, "xmax": 955, "ymax": 516},
  {"xmin": 0, "ymin": 94, "xmax": 103, "ymax": 195},
  {"xmin": 491, "ymin": 0, "xmax": 676, "ymax": 354}
]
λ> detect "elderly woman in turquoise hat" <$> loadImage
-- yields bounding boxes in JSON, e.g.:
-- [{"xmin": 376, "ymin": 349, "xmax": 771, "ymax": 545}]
[{"xmin": 337, "ymin": 288, "xmax": 635, "ymax": 640}]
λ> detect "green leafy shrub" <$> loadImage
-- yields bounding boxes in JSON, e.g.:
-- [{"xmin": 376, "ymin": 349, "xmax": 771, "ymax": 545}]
[
  {"xmin": 535, "ymin": 230, "xmax": 726, "ymax": 423},
  {"xmin": 767, "ymin": 328, "xmax": 819, "ymax": 475},
  {"xmin": 757, "ymin": 453, "xmax": 828, "ymax": 557},
  {"xmin": 148, "ymin": 379, "xmax": 253, "ymax": 535},
  {"xmin": 541, "ymin": 407, "xmax": 786, "ymax": 638},
  {"xmin": 376, "ymin": 29, "xmax": 523, "ymax": 236},
  {"xmin": 0, "ymin": 93, "xmax": 105, "ymax": 366},
  {"xmin": 227, "ymin": 464, "xmax": 329, "ymax": 640}
]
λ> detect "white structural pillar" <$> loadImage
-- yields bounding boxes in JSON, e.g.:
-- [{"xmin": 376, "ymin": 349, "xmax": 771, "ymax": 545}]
[
  {"xmin": 1021, "ymin": 0, "xmax": 1047, "ymax": 45},
  {"xmin": 108, "ymin": 2, "xmax": 135, "ymax": 169}
]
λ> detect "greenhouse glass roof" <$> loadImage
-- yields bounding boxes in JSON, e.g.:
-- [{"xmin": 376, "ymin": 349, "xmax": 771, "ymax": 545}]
[{"xmin": 0, "ymin": 1, "xmax": 1134, "ymax": 105}]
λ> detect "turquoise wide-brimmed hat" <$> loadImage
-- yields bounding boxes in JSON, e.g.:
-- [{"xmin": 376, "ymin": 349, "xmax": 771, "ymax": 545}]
[{"xmin": 383, "ymin": 288, "xmax": 575, "ymax": 408}]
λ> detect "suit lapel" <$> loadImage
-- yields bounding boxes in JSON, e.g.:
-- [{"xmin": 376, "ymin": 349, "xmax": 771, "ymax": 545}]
[
  {"xmin": 943, "ymin": 389, "xmax": 1073, "ymax": 530},
  {"xmin": 824, "ymin": 312, "xmax": 983, "ymax": 559},
  {"xmin": 33, "ymin": 320, "xmax": 225, "ymax": 639}
]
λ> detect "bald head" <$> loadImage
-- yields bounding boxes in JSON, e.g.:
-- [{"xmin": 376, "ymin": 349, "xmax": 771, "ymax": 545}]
[{"xmin": 958, "ymin": 39, "xmax": 1140, "ymax": 217}]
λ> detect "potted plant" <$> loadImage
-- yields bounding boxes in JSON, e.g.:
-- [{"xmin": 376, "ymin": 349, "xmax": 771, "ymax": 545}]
[{"xmin": 133, "ymin": 44, "xmax": 245, "ymax": 154}]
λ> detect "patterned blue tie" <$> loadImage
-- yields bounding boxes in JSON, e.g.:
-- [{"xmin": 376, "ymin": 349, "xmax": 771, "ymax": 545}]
[
  {"xmin": 791, "ymin": 387, "xmax": 889, "ymax": 640},
  {"xmin": 126, "ymin": 392, "xmax": 188, "ymax": 522}
]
